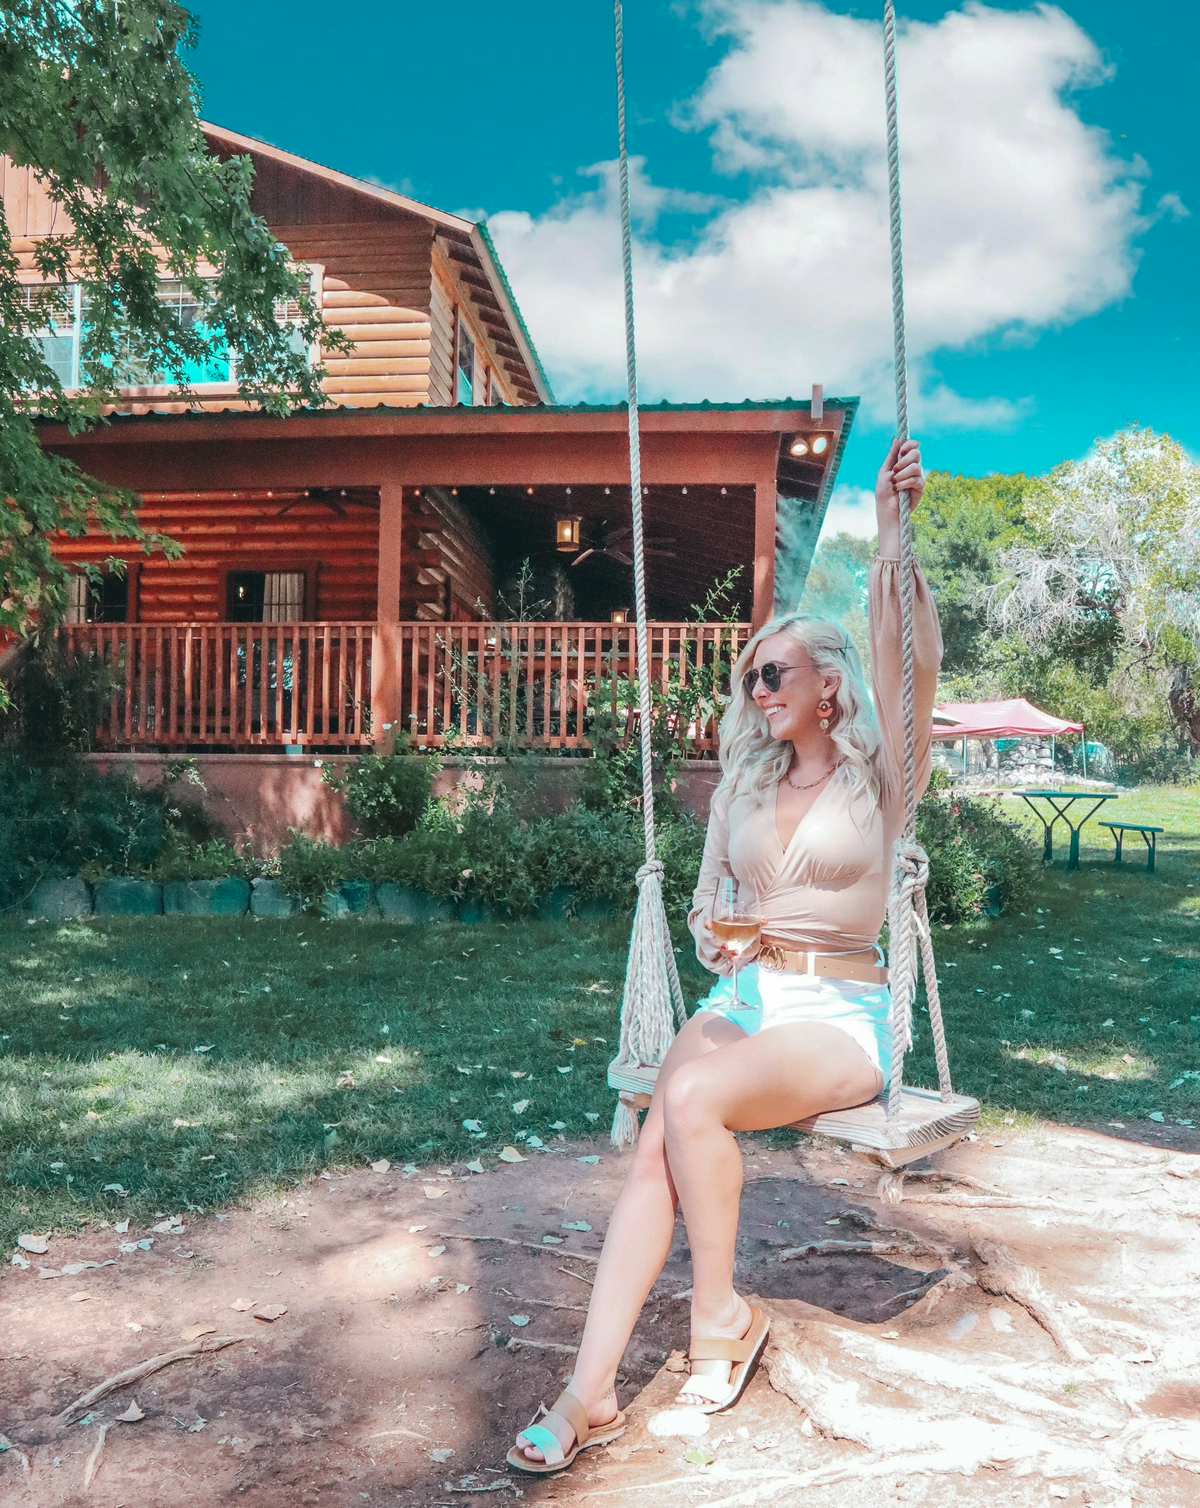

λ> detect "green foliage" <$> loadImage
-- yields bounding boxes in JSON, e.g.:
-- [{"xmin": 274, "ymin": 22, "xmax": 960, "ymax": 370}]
[
  {"xmin": 149, "ymin": 833, "xmax": 255, "ymax": 883},
  {"xmin": 918, "ymin": 773, "xmax": 1038, "ymax": 924},
  {"xmin": 0, "ymin": 0, "xmax": 348, "ymax": 660},
  {"xmin": 0, "ymin": 635, "xmax": 122, "ymax": 752},
  {"xmin": 320, "ymin": 742, "xmax": 440, "ymax": 839},
  {"xmin": 0, "ymin": 750, "xmax": 218, "ymax": 906},
  {"xmin": 275, "ymin": 831, "xmax": 356, "ymax": 912},
  {"xmin": 914, "ymin": 471, "xmax": 1031, "ymax": 673}
]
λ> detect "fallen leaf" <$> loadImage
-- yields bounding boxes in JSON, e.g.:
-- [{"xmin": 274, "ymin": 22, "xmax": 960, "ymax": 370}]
[
  {"xmin": 10, "ymin": 1253, "xmax": 30, "ymax": 1269},
  {"xmin": 562, "ymin": 1220, "xmax": 592, "ymax": 1232},
  {"xmin": 684, "ymin": 1446, "xmax": 716, "ymax": 1466},
  {"xmin": 510, "ymin": 1071, "xmax": 527, "ymax": 1079},
  {"xmin": 370, "ymin": 1159, "xmax": 391, "ymax": 1174},
  {"xmin": 541, "ymin": 1235, "xmax": 564, "ymax": 1245},
  {"xmin": 584, "ymin": 1112, "xmax": 599, "ymax": 1122},
  {"xmin": 508, "ymin": 1314, "xmax": 530, "ymax": 1327},
  {"xmin": 116, "ymin": 1401, "xmax": 145, "ymax": 1423},
  {"xmin": 230, "ymin": 1298, "xmax": 255, "ymax": 1312},
  {"xmin": 454, "ymin": 1282, "xmax": 472, "ymax": 1294},
  {"xmin": 498, "ymin": 1146, "xmax": 525, "ymax": 1163},
  {"xmin": 181, "ymin": 1323, "xmax": 215, "ymax": 1342},
  {"xmin": 464, "ymin": 1158, "xmax": 485, "ymax": 1174},
  {"xmin": 428, "ymin": 1244, "xmax": 447, "ymax": 1258},
  {"xmin": 151, "ymin": 1218, "xmax": 186, "ymax": 1235},
  {"xmin": 548, "ymin": 1121, "xmax": 567, "ymax": 1131},
  {"xmin": 408, "ymin": 1223, "xmax": 429, "ymax": 1233},
  {"xmin": 511, "ymin": 1099, "xmax": 531, "ymax": 1115},
  {"xmin": 423, "ymin": 1185, "xmax": 449, "ymax": 1199},
  {"xmin": 557, "ymin": 1067, "xmax": 573, "ymax": 1075},
  {"xmin": 253, "ymin": 1303, "xmax": 287, "ymax": 1322},
  {"xmin": 68, "ymin": 1290, "xmax": 90, "ymax": 1302},
  {"xmin": 193, "ymin": 1045, "xmax": 214, "ymax": 1053},
  {"xmin": 17, "ymin": 1234, "xmax": 49, "ymax": 1254},
  {"xmin": 577, "ymin": 1155, "xmax": 600, "ymax": 1165},
  {"xmin": 430, "ymin": 1447, "xmax": 455, "ymax": 1463}
]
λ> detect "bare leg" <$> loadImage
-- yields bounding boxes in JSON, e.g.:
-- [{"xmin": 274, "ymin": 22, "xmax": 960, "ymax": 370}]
[
  {"xmin": 513, "ymin": 1012, "xmax": 746, "ymax": 1463},
  {"xmin": 664, "ymin": 1022, "xmax": 882, "ymax": 1405}
]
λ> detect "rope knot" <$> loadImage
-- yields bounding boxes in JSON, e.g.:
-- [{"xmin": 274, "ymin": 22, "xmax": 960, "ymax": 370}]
[
  {"xmin": 636, "ymin": 860, "xmax": 664, "ymax": 885},
  {"xmin": 891, "ymin": 838, "xmax": 929, "ymax": 888}
]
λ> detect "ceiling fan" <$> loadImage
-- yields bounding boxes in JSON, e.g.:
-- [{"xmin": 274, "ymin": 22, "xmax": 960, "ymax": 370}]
[{"xmin": 571, "ymin": 518, "xmax": 676, "ymax": 568}]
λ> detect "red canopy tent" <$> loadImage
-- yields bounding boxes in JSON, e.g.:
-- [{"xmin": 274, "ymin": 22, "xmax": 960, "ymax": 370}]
[
  {"xmin": 930, "ymin": 697, "xmax": 1087, "ymax": 778},
  {"xmin": 930, "ymin": 698, "xmax": 1084, "ymax": 740}
]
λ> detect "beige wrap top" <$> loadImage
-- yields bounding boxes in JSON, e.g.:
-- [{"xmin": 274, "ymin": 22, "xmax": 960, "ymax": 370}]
[{"xmin": 687, "ymin": 554, "xmax": 943, "ymax": 971}]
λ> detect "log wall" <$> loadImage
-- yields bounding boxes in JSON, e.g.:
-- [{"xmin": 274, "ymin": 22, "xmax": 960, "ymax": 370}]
[
  {"xmin": 52, "ymin": 493, "xmax": 380, "ymax": 624},
  {"xmin": 2, "ymin": 146, "xmax": 534, "ymax": 413}
]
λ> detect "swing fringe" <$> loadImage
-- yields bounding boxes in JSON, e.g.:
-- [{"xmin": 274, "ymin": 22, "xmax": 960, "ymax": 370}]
[{"xmin": 608, "ymin": 860, "xmax": 687, "ymax": 1149}]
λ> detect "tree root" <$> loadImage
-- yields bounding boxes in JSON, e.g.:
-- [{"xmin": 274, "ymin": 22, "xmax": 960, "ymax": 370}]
[
  {"xmin": 436, "ymin": 1231, "xmax": 599, "ymax": 1263},
  {"xmin": 968, "ymin": 1236, "xmax": 1089, "ymax": 1361},
  {"xmin": 53, "ymin": 1334, "xmax": 244, "ymax": 1431}
]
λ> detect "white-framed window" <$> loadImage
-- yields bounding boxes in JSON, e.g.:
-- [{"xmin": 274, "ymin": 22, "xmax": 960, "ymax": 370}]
[
  {"xmin": 455, "ymin": 307, "xmax": 478, "ymax": 405},
  {"xmin": 21, "ymin": 283, "xmax": 82, "ymax": 389},
  {"xmin": 20, "ymin": 264, "xmax": 321, "ymax": 393}
]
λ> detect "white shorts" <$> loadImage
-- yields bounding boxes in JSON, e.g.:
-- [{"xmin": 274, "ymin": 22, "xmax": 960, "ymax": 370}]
[{"xmin": 694, "ymin": 963, "xmax": 893, "ymax": 1088}]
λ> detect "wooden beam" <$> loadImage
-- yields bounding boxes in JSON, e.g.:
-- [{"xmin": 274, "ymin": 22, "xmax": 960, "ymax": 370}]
[
  {"xmin": 751, "ymin": 476, "xmax": 777, "ymax": 634},
  {"xmin": 372, "ymin": 481, "xmax": 404, "ymax": 752}
]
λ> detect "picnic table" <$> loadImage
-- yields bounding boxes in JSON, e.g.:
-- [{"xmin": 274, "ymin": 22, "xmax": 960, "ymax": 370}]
[{"xmin": 1016, "ymin": 789, "xmax": 1120, "ymax": 871}]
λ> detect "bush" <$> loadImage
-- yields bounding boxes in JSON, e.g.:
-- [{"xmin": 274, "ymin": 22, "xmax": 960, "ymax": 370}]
[
  {"xmin": 457, "ymin": 802, "xmax": 542, "ymax": 915},
  {"xmin": 917, "ymin": 775, "xmax": 1037, "ymax": 924},
  {"xmin": 275, "ymin": 832, "xmax": 358, "ymax": 912},
  {"xmin": 360, "ymin": 819, "xmax": 468, "ymax": 903},
  {"xmin": 149, "ymin": 834, "xmax": 256, "ymax": 883},
  {"xmin": 320, "ymin": 742, "xmax": 440, "ymax": 838},
  {"xmin": 1, "ymin": 637, "xmax": 121, "ymax": 753},
  {"xmin": 0, "ymin": 751, "xmax": 220, "ymax": 909}
]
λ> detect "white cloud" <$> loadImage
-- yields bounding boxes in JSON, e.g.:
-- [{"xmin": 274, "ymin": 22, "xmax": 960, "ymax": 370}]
[
  {"xmin": 819, "ymin": 485, "xmax": 878, "ymax": 540},
  {"xmin": 487, "ymin": 1, "xmax": 1151, "ymax": 426}
]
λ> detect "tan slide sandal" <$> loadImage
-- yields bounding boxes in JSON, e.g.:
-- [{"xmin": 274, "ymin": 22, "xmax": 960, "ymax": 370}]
[
  {"xmin": 506, "ymin": 1385, "xmax": 627, "ymax": 1474},
  {"xmin": 677, "ymin": 1304, "xmax": 770, "ymax": 1413}
]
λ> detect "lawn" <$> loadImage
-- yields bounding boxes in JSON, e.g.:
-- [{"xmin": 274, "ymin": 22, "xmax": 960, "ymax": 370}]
[{"xmin": 1, "ymin": 784, "xmax": 1197, "ymax": 1250}]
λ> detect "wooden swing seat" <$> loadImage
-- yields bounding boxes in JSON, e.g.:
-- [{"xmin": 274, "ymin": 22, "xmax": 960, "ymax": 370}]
[{"xmin": 609, "ymin": 1059, "xmax": 980, "ymax": 1169}]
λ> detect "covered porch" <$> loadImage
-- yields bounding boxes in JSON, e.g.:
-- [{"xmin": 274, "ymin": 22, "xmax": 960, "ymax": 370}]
[{"xmin": 42, "ymin": 396, "xmax": 855, "ymax": 756}]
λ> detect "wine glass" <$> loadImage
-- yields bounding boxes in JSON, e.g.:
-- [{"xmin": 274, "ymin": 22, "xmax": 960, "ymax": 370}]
[{"xmin": 710, "ymin": 875, "xmax": 763, "ymax": 1009}]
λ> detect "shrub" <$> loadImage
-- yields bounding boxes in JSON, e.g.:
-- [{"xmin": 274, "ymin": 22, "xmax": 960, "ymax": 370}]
[
  {"xmin": 0, "ymin": 637, "xmax": 121, "ymax": 753},
  {"xmin": 148, "ymin": 834, "xmax": 256, "ymax": 883},
  {"xmin": 0, "ymin": 751, "xmax": 220, "ymax": 908},
  {"xmin": 320, "ymin": 741, "xmax": 440, "ymax": 838},
  {"xmin": 457, "ymin": 802, "xmax": 542, "ymax": 915},
  {"xmin": 275, "ymin": 832, "xmax": 358, "ymax": 912},
  {"xmin": 917, "ymin": 775, "xmax": 1037, "ymax": 924},
  {"xmin": 363, "ymin": 819, "xmax": 468, "ymax": 903}
]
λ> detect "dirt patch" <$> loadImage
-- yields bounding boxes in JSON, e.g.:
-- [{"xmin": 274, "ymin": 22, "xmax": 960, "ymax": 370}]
[{"xmin": 2, "ymin": 1119, "xmax": 1198, "ymax": 1506}]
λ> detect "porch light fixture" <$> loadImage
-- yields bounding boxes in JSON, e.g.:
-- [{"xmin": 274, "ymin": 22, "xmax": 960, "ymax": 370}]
[
  {"xmin": 610, "ymin": 607, "xmax": 630, "ymax": 624},
  {"xmin": 555, "ymin": 514, "xmax": 583, "ymax": 552},
  {"xmin": 789, "ymin": 432, "xmax": 833, "ymax": 459}
]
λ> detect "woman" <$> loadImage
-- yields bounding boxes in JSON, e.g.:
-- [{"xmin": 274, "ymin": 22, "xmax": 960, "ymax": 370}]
[{"xmin": 508, "ymin": 437, "xmax": 942, "ymax": 1473}]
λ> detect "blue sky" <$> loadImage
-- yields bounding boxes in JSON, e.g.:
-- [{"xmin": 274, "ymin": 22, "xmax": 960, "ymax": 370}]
[{"xmin": 185, "ymin": 1, "xmax": 1196, "ymax": 532}]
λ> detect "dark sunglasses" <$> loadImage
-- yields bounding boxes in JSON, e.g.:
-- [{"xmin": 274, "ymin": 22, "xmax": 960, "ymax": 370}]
[{"xmin": 743, "ymin": 662, "xmax": 799, "ymax": 696}]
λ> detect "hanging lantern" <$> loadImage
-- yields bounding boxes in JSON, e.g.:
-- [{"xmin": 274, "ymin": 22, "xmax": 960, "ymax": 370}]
[
  {"xmin": 610, "ymin": 607, "xmax": 630, "ymax": 624},
  {"xmin": 555, "ymin": 514, "xmax": 583, "ymax": 552}
]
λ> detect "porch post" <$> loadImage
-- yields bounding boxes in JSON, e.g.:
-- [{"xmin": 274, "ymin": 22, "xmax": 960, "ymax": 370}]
[
  {"xmin": 751, "ymin": 475, "xmax": 778, "ymax": 633},
  {"xmin": 372, "ymin": 481, "xmax": 404, "ymax": 752}
]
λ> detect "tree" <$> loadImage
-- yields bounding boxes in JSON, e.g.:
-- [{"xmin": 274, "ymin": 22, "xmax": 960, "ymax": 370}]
[
  {"xmin": 987, "ymin": 427, "xmax": 1200, "ymax": 752},
  {"xmin": 0, "ymin": 0, "xmax": 339, "ymax": 700},
  {"xmin": 911, "ymin": 471, "xmax": 1030, "ymax": 673}
]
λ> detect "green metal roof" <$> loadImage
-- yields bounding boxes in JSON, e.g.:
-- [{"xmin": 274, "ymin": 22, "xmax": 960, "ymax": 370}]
[{"xmin": 474, "ymin": 221, "xmax": 556, "ymax": 404}]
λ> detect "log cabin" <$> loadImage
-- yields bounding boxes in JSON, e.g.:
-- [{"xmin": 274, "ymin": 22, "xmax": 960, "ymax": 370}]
[{"xmin": 4, "ymin": 123, "xmax": 858, "ymax": 767}]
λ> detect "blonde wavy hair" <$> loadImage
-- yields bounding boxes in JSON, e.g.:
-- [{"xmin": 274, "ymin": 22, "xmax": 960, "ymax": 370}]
[{"xmin": 716, "ymin": 611, "xmax": 881, "ymax": 816}]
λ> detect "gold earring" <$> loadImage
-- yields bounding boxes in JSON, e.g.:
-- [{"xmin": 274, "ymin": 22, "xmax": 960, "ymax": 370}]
[{"xmin": 817, "ymin": 698, "xmax": 833, "ymax": 732}]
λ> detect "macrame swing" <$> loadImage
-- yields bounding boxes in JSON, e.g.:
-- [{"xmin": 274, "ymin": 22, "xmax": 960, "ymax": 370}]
[{"xmin": 605, "ymin": 0, "xmax": 980, "ymax": 1190}]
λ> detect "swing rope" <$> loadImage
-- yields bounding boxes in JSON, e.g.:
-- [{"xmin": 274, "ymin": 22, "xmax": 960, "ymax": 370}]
[
  {"xmin": 608, "ymin": 0, "xmax": 687, "ymax": 1151},
  {"xmin": 608, "ymin": 0, "xmax": 957, "ymax": 1148},
  {"xmin": 881, "ymin": 0, "xmax": 955, "ymax": 1120}
]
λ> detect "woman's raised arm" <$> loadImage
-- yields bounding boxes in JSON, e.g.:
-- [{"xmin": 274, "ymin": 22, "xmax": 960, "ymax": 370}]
[{"xmin": 868, "ymin": 439, "xmax": 944, "ymax": 812}]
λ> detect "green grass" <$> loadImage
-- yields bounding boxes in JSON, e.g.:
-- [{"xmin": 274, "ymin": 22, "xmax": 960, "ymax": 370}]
[{"xmin": 1, "ymin": 784, "xmax": 1197, "ymax": 1248}]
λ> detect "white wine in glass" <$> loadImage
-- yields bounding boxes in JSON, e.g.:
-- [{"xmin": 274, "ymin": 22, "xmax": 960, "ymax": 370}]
[{"xmin": 711, "ymin": 876, "xmax": 763, "ymax": 1008}]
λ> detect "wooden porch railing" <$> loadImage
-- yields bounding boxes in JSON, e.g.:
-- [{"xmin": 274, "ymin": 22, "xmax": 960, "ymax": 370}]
[
  {"xmin": 64, "ymin": 620, "xmax": 750, "ymax": 754},
  {"xmin": 64, "ymin": 621, "xmax": 374, "ymax": 748}
]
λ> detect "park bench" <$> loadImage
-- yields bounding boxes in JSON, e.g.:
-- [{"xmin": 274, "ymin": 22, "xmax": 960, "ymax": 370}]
[{"xmin": 1099, "ymin": 820, "xmax": 1163, "ymax": 873}]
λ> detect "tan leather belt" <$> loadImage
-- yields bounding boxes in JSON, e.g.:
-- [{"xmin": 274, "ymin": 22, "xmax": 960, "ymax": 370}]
[{"xmin": 757, "ymin": 937, "xmax": 888, "ymax": 987}]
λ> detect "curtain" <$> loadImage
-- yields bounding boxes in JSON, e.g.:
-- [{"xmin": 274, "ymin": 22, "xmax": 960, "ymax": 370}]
[{"xmin": 262, "ymin": 572, "xmax": 305, "ymax": 622}]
